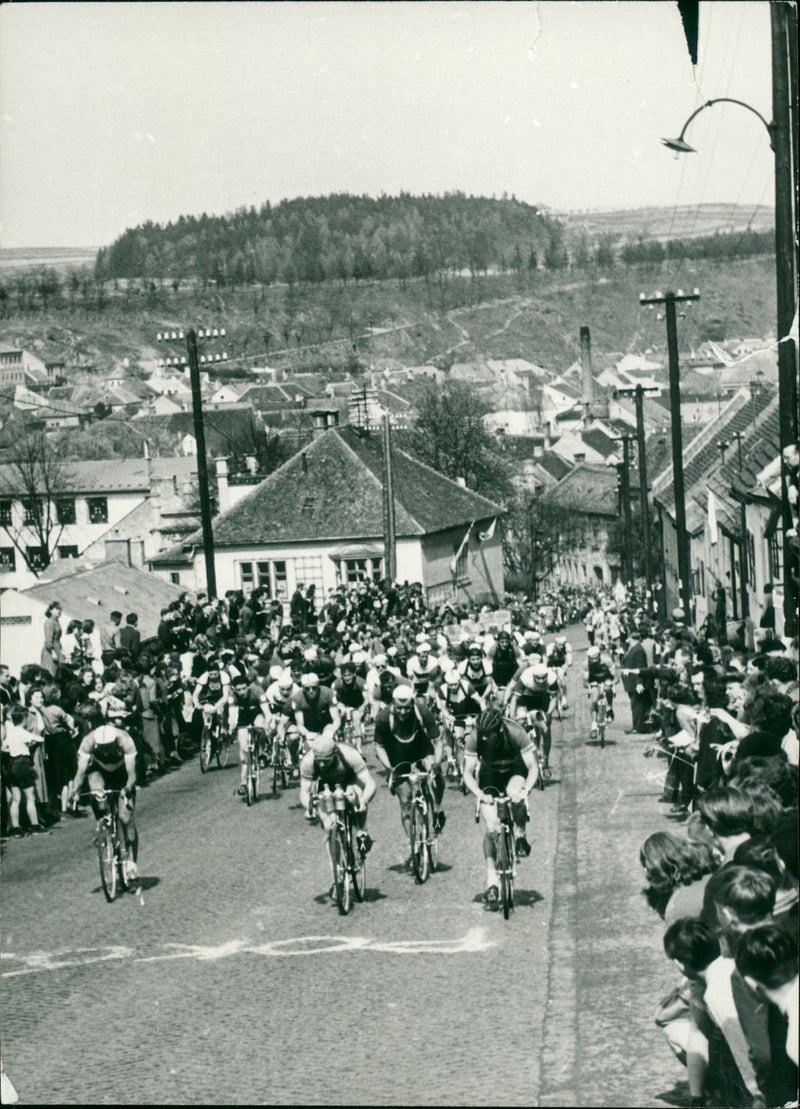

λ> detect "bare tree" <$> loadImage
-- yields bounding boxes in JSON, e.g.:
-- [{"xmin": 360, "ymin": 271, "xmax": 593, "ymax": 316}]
[{"xmin": 1, "ymin": 423, "xmax": 68, "ymax": 574}]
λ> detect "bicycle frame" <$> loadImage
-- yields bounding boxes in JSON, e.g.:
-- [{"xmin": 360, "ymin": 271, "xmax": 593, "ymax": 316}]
[
  {"xmin": 320, "ymin": 787, "xmax": 366, "ymax": 915},
  {"xmin": 394, "ymin": 762, "xmax": 438, "ymax": 883},
  {"xmin": 477, "ymin": 789, "xmax": 516, "ymax": 919},
  {"xmin": 94, "ymin": 788, "xmax": 134, "ymax": 902}
]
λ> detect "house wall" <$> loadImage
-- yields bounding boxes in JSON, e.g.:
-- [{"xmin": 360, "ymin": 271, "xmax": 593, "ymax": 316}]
[
  {"xmin": 0, "ymin": 490, "xmax": 148, "ymax": 591},
  {"xmin": 420, "ymin": 520, "xmax": 503, "ymax": 607},
  {"xmin": 0, "ymin": 590, "xmax": 49, "ymax": 672},
  {"xmin": 548, "ymin": 516, "xmax": 618, "ymax": 587}
]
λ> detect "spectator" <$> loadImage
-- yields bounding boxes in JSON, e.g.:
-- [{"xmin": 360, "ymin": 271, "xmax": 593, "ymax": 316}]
[
  {"xmin": 101, "ymin": 610, "xmax": 123, "ymax": 653},
  {"xmin": 119, "ymin": 613, "xmax": 141, "ymax": 660},
  {"xmin": 1, "ymin": 703, "xmax": 46, "ymax": 836},
  {"xmin": 40, "ymin": 601, "xmax": 63, "ymax": 677},
  {"xmin": 734, "ymin": 924, "xmax": 798, "ymax": 1067}
]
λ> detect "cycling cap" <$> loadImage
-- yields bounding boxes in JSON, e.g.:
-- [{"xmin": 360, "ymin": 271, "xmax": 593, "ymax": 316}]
[
  {"xmin": 557, "ymin": 636, "xmax": 567, "ymax": 645},
  {"xmin": 477, "ymin": 708, "xmax": 504, "ymax": 735},
  {"xmin": 277, "ymin": 671, "xmax": 294, "ymax": 691},
  {"xmin": 587, "ymin": 645, "xmax": 600, "ymax": 658},
  {"xmin": 348, "ymin": 641, "xmax": 363, "ymax": 653},
  {"xmin": 351, "ymin": 651, "xmax": 367, "ymax": 665},
  {"xmin": 94, "ymin": 724, "xmax": 119, "ymax": 746},
  {"xmin": 300, "ymin": 672, "xmax": 319, "ymax": 688},
  {"xmin": 444, "ymin": 669, "xmax": 461, "ymax": 686},
  {"xmin": 311, "ymin": 733, "xmax": 336, "ymax": 759},
  {"xmin": 415, "ymin": 632, "xmax": 428, "ymax": 644},
  {"xmin": 468, "ymin": 643, "xmax": 484, "ymax": 656},
  {"xmin": 417, "ymin": 642, "xmax": 431, "ymax": 653},
  {"xmin": 532, "ymin": 663, "xmax": 548, "ymax": 679},
  {"xmin": 269, "ymin": 665, "xmax": 284, "ymax": 682},
  {"xmin": 392, "ymin": 684, "xmax": 414, "ymax": 705},
  {"xmin": 372, "ymin": 653, "xmax": 387, "ymax": 668},
  {"xmin": 303, "ymin": 646, "xmax": 318, "ymax": 661}
]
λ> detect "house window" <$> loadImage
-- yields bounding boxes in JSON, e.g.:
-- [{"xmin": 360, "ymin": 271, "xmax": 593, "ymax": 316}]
[
  {"xmin": 238, "ymin": 559, "xmax": 289, "ymax": 598},
  {"xmin": 22, "ymin": 498, "xmax": 42, "ymax": 525},
  {"xmin": 291, "ymin": 555, "xmax": 324, "ymax": 595},
  {"xmin": 56, "ymin": 498, "xmax": 77, "ymax": 525},
  {"xmin": 238, "ymin": 561, "xmax": 255, "ymax": 592},
  {"xmin": 26, "ymin": 546, "xmax": 46, "ymax": 571},
  {"xmin": 0, "ymin": 500, "xmax": 12, "ymax": 526},
  {"xmin": 452, "ymin": 541, "xmax": 469, "ymax": 582},
  {"xmin": 87, "ymin": 497, "xmax": 108, "ymax": 524},
  {"xmin": 170, "ymin": 572, "xmax": 181, "ymax": 585},
  {"xmin": 58, "ymin": 545, "xmax": 79, "ymax": 559},
  {"xmin": 0, "ymin": 547, "xmax": 16, "ymax": 571},
  {"xmin": 337, "ymin": 557, "xmax": 384, "ymax": 584},
  {"xmin": 747, "ymin": 532, "xmax": 756, "ymax": 585},
  {"xmin": 768, "ymin": 531, "xmax": 782, "ymax": 580}
]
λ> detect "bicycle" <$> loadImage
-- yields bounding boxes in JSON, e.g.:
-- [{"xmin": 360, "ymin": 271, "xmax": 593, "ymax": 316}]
[
  {"xmin": 199, "ymin": 706, "xmax": 231, "ymax": 773},
  {"xmin": 476, "ymin": 788, "xmax": 516, "ymax": 920},
  {"xmin": 266, "ymin": 726, "xmax": 291, "ymax": 795},
  {"xmin": 394, "ymin": 761, "xmax": 439, "ymax": 883},
  {"xmin": 588, "ymin": 682, "xmax": 608, "ymax": 748},
  {"xmin": 443, "ymin": 713, "xmax": 475, "ymax": 794},
  {"xmin": 523, "ymin": 709, "xmax": 549, "ymax": 788},
  {"xmin": 94, "ymin": 788, "xmax": 136, "ymax": 902},
  {"xmin": 244, "ymin": 727, "xmax": 265, "ymax": 806},
  {"xmin": 340, "ymin": 708, "xmax": 363, "ymax": 754},
  {"xmin": 320, "ymin": 784, "xmax": 367, "ymax": 915}
]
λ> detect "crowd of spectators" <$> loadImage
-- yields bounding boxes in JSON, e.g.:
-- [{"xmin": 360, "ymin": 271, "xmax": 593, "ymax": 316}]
[{"xmin": 634, "ymin": 605, "xmax": 798, "ymax": 1107}]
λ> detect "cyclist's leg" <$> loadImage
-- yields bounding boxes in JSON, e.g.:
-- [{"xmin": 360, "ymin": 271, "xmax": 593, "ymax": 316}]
[
  {"xmin": 506, "ymin": 773, "xmax": 529, "ymax": 841},
  {"xmin": 345, "ymin": 784, "xmax": 371, "ymax": 852},
  {"xmin": 87, "ymin": 769, "xmax": 109, "ymax": 820},
  {"xmin": 318, "ymin": 809, "xmax": 337, "ymax": 888},
  {"xmin": 589, "ymin": 685, "xmax": 600, "ymax": 725},
  {"xmin": 395, "ymin": 779, "xmax": 413, "ymax": 839},
  {"xmin": 479, "ymin": 800, "xmax": 501, "ymax": 893},
  {"xmin": 352, "ymin": 706, "xmax": 364, "ymax": 749},
  {"xmin": 116, "ymin": 788, "xmax": 137, "ymax": 865},
  {"xmin": 237, "ymin": 726, "xmax": 250, "ymax": 790}
]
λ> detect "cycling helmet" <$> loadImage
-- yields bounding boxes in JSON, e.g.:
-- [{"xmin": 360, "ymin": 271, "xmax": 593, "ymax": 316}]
[
  {"xmin": 468, "ymin": 643, "xmax": 484, "ymax": 657},
  {"xmin": 444, "ymin": 669, "xmax": 461, "ymax": 687},
  {"xmin": 532, "ymin": 663, "xmax": 548, "ymax": 679},
  {"xmin": 587, "ymin": 645, "xmax": 600, "ymax": 658},
  {"xmin": 269, "ymin": 664, "xmax": 284, "ymax": 682},
  {"xmin": 300, "ymin": 672, "xmax": 319, "ymax": 688},
  {"xmin": 476, "ymin": 708, "xmax": 504, "ymax": 736},
  {"xmin": 417, "ymin": 642, "xmax": 431, "ymax": 655},
  {"xmin": 303, "ymin": 646, "xmax": 318, "ymax": 662},
  {"xmin": 94, "ymin": 723, "xmax": 119, "ymax": 746},
  {"xmin": 392, "ymin": 684, "xmax": 414, "ymax": 705},
  {"xmin": 277, "ymin": 671, "xmax": 294, "ymax": 691}
]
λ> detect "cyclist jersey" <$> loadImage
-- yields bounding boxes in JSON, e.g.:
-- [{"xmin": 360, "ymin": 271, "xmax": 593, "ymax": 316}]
[
  {"xmin": 289, "ymin": 687, "xmax": 336, "ymax": 733},
  {"xmin": 333, "ymin": 676, "xmax": 366, "ymax": 709},
  {"xmin": 194, "ymin": 670, "xmax": 230, "ymax": 705},
  {"xmin": 299, "ymin": 741, "xmax": 366, "ymax": 790},
  {"xmin": 458, "ymin": 659, "xmax": 493, "ymax": 696},
  {"xmin": 466, "ymin": 717, "xmax": 533, "ymax": 772},
  {"xmin": 490, "ymin": 643, "xmax": 519, "ymax": 686},
  {"xmin": 265, "ymin": 680, "xmax": 295, "ymax": 713},
  {"xmin": 78, "ymin": 726, "xmax": 137, "ymax": 773},
  {"xmin": 587, "ymin": 660, "xmax": 614, "ymax": 684},
  {"xmin": 373, "ymin": 702, "xmax": 439, "ymax": 768},
  {"xmin": 405, "ymin": 656, "xmax": 441, "ymax": 695},
  {"xmin": 442, "ymin": 683, "xmax": 483, "ymax": 720},
  {"xmin": 547, "ymin": 644, "xmax": 568, "ymax": 668},
  {"xmin": 231, "ymin": 689, "xmax": 265, "ymax": 728}
]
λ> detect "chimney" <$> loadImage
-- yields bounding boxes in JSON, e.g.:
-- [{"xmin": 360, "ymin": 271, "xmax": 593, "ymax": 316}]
[
  {"xmin": 215, "ymin": 456, "xmax": 231, "ymax": 513},
  {"xmin": 104, "ymin": 538, "xmax": 132, "ymax": 566},
  {"xmin": 311, "ymin": 413, "xmax": 327, "ymax": 439},
  {"xmin": 244, "ymin": 455, "xmax": 257, "ymax": 476},
  {"xmin": 580, "ymin": 326, "xmax": 595, "ymax": 426}
]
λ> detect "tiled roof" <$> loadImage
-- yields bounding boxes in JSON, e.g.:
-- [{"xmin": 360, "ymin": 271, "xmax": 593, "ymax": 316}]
[
  {"xmin": 537, "ymin": 450, "xmax": 574, "ymax": 481},
  {"xmin": 132, "ymin": 404, "xmax": 262, "ymax": 453},
  {"xmin": 653, "ymin": 388, "xmax": 776, "ymax": 522},
  {"xmin": 0, "ymin": 457, "xmax": 196, "ymax": 495},
  {"xmin": 581, "ymin": 427, "xmax": 618, "ymax": 457},
  {"xmin": 540, "ymin": 462, "xmax": 619, "ymax": 517},
  {"xmin": 178, "ymin": 426, "xmax": 504, "ymax": 548},
  {"xmin": 699, "ymin": 403, "xmax": 781, "ymax": 536}
]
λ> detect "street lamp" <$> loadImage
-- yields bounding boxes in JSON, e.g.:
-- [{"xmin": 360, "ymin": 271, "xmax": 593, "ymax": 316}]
[{"xmin": 661, "ymin": 97, "xmax": 776, "ymax": 153}]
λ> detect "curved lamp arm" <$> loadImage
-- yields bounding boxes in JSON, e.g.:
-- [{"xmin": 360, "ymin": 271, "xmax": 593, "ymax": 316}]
[{"xmin": 662, "ymin": 97, "xmax": 776, "ymax": 153}]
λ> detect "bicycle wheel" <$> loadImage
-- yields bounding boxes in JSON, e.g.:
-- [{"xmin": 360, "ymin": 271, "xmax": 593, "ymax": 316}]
[
  {"xmin": 272, "ymin": 745, "xmax": 281, "ymax": 795},
  {"xmin": 497, "ymin": 827, "xmax": 514, "ymax": 920},
  {"xmin": 425, "ymin": 800, "xmax": 439, "ymax": 873},
  {"xmin": 332, "ymin": 826, "xmax": 352, "ymax": 915},
  {"xmin": 216, "ymin": 731, "xmax": 231, "ymax": 769},
  {"xmin": 97, "ymin": 820, "xmax": 118, "ymax": 902},
  {"xmin": 348, "ymin": 821, "xmax": 367, "ymax": 902},
  {"xmin": 410, "ymin": 802, "xmax": 429, "ymax": 884},
  {"xmin": 246, "ymin": 749, "xmax": 257, "ymax": 806},
  {"xmin": 199, "ymin": 726, "xmax": 212, "ymax": 773}
]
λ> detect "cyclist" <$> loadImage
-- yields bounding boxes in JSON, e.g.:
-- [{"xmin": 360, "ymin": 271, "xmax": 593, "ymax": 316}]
[
  {"xmin": 436, "ymin": 668, "xmax": 486, "ymax": 773},
  {"xmin": 333, "ymin": 660, "xmax": 367, "ymax": 752},
  {"xmin": 458, "ymin": 643, "xmax": 497, "ymax": 705},
  {"xmin": 373, "ymin": 684, "xmax": 446, "ymax": 845},
  {"xmin": 191, "ymin": 660, "xmax": 231, "ymax": 742},
  {"xmin": 230, "ymin": 673, "xmax": 271, "ymax": 798},
  {"xmin": 289, "ymin": 672, "xmax": 341, "ymax": 751},
  {"xmin": 405, "ymin": 641, "xmax": 442, "ymax": 705},
  {"xmin": 546, "ymin": 635, "xmax": 572, "ymax": 712},
  {"xmin": 265, "ymin": 668, "xmax": 300, "ymax": 772},
  {"xmin": 504, "ymin": 660, "xmax": 559, "ymax": 773},
  {"xmin": 365, "ymin": 653, "xmax": 403, "ymax": 714},
  {"xmin": 69, "ymin": 722, "xmax": 139, "ymax": 882},
  {"xmin": 462, "ymin": 708, "xmax": 540, "ymax": 906},
  {"xmin": 488, "ymin": 629, "xmax": 523, "ymax": 690},
  {"xmin": 584, "ymin": 644, "xmax": 617, "ymax": 736},
  {"xmin": 298, "ymin": 727, "xmax": 377, "ymax": 894}
]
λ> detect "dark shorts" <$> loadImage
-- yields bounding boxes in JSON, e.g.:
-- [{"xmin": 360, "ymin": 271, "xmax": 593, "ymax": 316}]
[
  {"xmin": 8, "ymin": 754, "xmax": 37, "ymax": 790},
  {"xmin": 478, "ymin": 758, "xmax": 526, "ymax": 795}
]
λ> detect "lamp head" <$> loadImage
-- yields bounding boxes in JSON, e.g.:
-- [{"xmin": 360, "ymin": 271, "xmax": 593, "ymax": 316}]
[{"xmin": 661, "ymin": 136, "xmax": 696, "ymax": 154}]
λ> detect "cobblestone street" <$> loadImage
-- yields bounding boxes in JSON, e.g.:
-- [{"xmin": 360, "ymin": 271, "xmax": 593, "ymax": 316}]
[{"xmin": 2, "ymin": 630, "xmax": 685, "ymax": 1106}]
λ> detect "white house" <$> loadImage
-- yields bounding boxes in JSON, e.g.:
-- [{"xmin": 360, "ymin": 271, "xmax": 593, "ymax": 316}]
[{"xmin": 151, "ymin": 425, "xmax": 506, "ymax": 608}]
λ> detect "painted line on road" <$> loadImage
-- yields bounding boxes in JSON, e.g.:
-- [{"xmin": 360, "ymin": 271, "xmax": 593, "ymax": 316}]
[{"xmin": 1, "ymin": 927, "xmax": 494, "ymax": 978}]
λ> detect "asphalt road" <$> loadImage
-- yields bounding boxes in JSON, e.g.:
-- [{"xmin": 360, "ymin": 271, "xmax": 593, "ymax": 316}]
[{"xmin": 1, "ymin": 629, "xmax": 685, "ymax": 1106}]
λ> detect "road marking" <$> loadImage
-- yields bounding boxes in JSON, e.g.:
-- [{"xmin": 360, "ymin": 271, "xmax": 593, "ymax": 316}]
[
  {"xmin": 2, "ymin": 928, "xmax": 494, "ymax": 977},
  {"xmin": 609, "ymin": 788, "xmax": 625, "ymax": 816}
]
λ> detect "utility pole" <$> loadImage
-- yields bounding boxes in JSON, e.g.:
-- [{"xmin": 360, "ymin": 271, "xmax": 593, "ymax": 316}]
[
  {"xmin": 771, "ymin": 0, "xmax": 798, "ymax": 636},
  {"xmin": 157, "ymin": 326, "xmax": 227, "ymax": 599},
  {"xmin": 381, "ymin": 414, "xmax": 397, "ymax": 581},
  {"xmin": 640, "ymin": 290, "xmax": 699, "ymax": 623},
  {"xmin": 612, "ymin": 436, "xmax": 635, "ymax": 589},
  {"xmin": 730, "ymin": 431, "xmax": 750, "ymax": 620},
  {"xmin": 616, "ymin": 383, "xmax": 659, "ymax": 614}
]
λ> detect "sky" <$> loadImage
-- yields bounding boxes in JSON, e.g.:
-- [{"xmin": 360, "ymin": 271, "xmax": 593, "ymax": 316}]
[{"xmin": 0, "ymin": 1, "xmax": 775, "ymax": 249}]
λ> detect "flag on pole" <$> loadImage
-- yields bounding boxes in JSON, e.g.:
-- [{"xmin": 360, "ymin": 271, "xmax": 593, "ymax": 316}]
[
  {"xmin": 708, "ymin": 489, "xmax": 719, "ymax": 545},
  {"xmin": 450, "ymin": 522, "xmax": 473, "ymax": 574},
  {"xmin": 478, "ymin": 517, "xmax": 497, "ymax": 542}
]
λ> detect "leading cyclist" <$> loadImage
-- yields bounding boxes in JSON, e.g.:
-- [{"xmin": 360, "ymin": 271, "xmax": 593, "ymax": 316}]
[{"xmin": 69, "ymin": 722, "xmax": 139, "ymax": 882}]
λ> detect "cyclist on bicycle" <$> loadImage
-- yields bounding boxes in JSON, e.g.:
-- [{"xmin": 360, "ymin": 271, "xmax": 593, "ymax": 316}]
[
  {"xmin": 546, "ymin": 635, "xmax": 572, "ymax": 712},
  {"xmin": 584, "ymin": 644, "xmax": 617, "ymax": 735},
  {"xmin": 69, "ymin": 722, "xmax": 139, "ymax": 881},
  {"xmin": 333, "ymin": 660, "xmax": 367, "ymax": 752},
  {"xmin": 405, "ymin": 642, "xmax": 442, "ymax": 705},
  {"xmin": 230, "ymin": 674, "xmax": 271, "ymax": 798},
  {"xmin": 373, "ymin": 684, "xmax": 446, "ymax": 844},
  {"xmin": 462, "ymin": 708, "xmax": 540, "ymax": 906},
  {"xmin": 264, "ymin": 669, "xmax": 300, "ymax": 771},
  {"xmin": 298, "ymin": 727, "xmax": 377, "ymax": 895},
  {"xmin": 458, "ymin": 643, "xmax": 497, "ymax": 705},
  {"xmin": 436, "ymin": 668, "xmax": 486, "ymax": 772},
  {"xmin": 191, "ymin": 660, "xmax": 231, "ymax": 741},
  {"xmin": 504, "ymin": 661, "xmax": 558, "ymax": 773},
  {"xmin": 289, "ymin": 672, "xmax": 341, "ymax": 752},
  {"xmin": 488, "ymin": 629, "xmax": 523, "ymax": 690}
]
